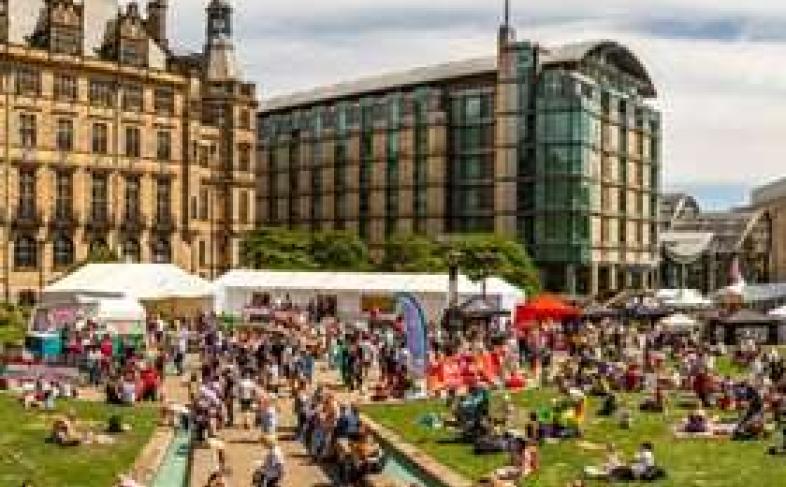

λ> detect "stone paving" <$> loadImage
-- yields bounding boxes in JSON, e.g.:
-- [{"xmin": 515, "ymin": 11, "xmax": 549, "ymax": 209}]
[{"xmin": 189, "ymin": 368, "xmax": 337, "ymax": 487}]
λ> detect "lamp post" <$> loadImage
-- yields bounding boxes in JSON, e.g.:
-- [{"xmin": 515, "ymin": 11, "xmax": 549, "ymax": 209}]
[{"xmin": 446, "ymin": 250, "xmax": 462, "ymax": 339}]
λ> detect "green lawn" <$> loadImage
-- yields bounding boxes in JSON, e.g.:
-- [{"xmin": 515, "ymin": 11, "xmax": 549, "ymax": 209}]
[
  {"xmin": 363, "ymin": 389, "xmax": 786, "ymax": 487},
  {"xmin": 0, "ymin": 395, "xmax": 158, "ymax": 487}
]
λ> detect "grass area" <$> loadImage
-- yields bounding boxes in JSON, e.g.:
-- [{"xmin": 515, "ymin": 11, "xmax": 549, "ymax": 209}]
[
  {"xmin": 0, "ymin": 394, "xmax": 158, "ymax": 487},
  {"xmin": 363, "ymin": 390, "xmax": 786, "ymax": 487}
]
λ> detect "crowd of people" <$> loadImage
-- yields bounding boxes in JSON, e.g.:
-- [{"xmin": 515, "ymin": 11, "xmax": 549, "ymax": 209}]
[{"xmin": 10, "ymin": 289, "xmax": 786, "ymax": 487}]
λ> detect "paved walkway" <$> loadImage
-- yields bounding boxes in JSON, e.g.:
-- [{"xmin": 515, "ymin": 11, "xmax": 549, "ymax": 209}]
[{"xmin": 189, "ymin": 367, "xmax": 340, "ymax": 487}]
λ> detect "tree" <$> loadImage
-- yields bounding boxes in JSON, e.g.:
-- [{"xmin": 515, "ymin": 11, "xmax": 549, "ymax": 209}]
[
  {"xmin": 241, "ymin": 227, "xmax": 317, "ymax": 270},
  {"xmin": 442, "ymin": 234, "xmax": 541, "ymax": 296},
  {"xmin": 310, "ymin": 230, "xmax": 371, "ymax": 271},
  {"xmin": 240, "ymin": 227, "xmax": 371, "ymax": 271},
  {"xmin": 380, "ymin": 233, "xmax": 445, "ymax": 273}
]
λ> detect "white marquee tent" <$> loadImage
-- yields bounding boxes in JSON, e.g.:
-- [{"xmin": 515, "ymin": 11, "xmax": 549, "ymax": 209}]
[
  {"xmin": 42, "ymin": 263, "xmax": 213, "ymax": 304},
  {"xmin": 212, "ymin": 269, "xmax": 524, "ymax": 321}
]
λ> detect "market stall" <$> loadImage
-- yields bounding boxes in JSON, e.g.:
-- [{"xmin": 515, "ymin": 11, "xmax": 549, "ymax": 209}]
[{"xmin": 212, "ymin": 269, "xmax": 524, "ymax": 322}]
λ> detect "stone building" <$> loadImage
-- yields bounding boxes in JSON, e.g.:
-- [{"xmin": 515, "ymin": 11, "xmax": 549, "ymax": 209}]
[
  {"xmin": 0, "ymin": 0, "xmax": 258, "ymax": 304},
  {"xmin": 257, "ymin": 15, "xmax": 661, "ymax": 296}
]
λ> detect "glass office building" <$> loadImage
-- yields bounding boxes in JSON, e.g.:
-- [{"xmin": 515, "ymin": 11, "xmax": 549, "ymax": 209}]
[{"xmin": 257, "ymin": 23, "xmax": 661, "ymax": 296}]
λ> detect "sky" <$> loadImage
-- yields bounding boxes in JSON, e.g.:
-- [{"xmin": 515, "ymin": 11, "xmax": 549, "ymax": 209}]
[{"xmin": 164, "ymin": 0, "xmax": 786, "ymax": 210}]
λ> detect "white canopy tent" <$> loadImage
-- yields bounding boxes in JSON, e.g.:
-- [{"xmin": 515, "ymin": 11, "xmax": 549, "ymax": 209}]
[
  {"xmin": 42, "ymin": 263, "xmax": 213, "ymax": 303},
  {"xmin": 769, "ymin": 305, "xmax": 786, "ymax": 318},
  {"xmin": 213, "ymin": 269, "xmax": 524, "ymax": 321},
  {"xmin": 656, "ymin": 288, "xmax": 712, "ymax": 309},
  {"xmin": 659, "ymin": 313, "xmax": 699, "ymax": 332}
]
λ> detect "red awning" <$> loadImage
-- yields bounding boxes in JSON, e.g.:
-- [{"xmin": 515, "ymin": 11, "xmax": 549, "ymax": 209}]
[{"xmin": 515, "ymin": 294, "xmax": 580, "ymax": 326}]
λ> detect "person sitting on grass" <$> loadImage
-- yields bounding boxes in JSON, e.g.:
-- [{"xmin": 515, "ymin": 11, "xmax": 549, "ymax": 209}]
[
  {"xmin": 640, "ymin": 385, "xmax": 668, "ymax": 413},
  {"xmin": 493, "ymin": 437, "xmax": 539, "ymax": 482},
  {"xmin": 597, "ymin": 393, "xmax": 618, "ymax": 417},
  {"xmin": 50, "ymin": 411, "xmax": 82, "ymax": 447},
  {"xmin": 583, "ymin": 443, "xmax": 624, "ymax": 479},
  {"xmin": 683, "ymin": 407, "xmax": 710, "ymax": 434},
  {"xmin": 608, "ymin": 442, "xmax": 664, "ymax": 482}
]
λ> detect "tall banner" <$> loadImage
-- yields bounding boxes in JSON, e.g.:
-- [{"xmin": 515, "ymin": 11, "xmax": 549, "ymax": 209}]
[{"xmin": 396, "ymin": 293, "xmax": 428, "ymax": 383}]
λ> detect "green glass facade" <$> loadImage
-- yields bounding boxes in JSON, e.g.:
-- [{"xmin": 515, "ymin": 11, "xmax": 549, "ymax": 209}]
[{"xmin": 257, "ymin": 33, "xmax": 661, "ymax": 296}]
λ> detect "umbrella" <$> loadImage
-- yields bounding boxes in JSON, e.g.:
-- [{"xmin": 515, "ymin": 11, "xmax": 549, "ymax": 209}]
[
  {"xmin": 515, "ymin": 294, "xmax": 580, "ymax": 326},
  {"xmin": 582, "ymin": 304, "xmax": 620, "ymax": 321}
]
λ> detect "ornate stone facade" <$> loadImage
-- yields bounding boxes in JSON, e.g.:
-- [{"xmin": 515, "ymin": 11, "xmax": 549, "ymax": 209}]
[{"xmin": 0, "ymin": 0, "xmax": 258, "ymax": 304}]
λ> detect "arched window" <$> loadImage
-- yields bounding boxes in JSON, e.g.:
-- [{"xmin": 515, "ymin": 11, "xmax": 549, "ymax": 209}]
[
  {"xmin": 53, "ymin": 236, "xmax": 74, "ymax": 268},
  {"xmin": 122, "ymin": 239, "xmax": 141, "ymax": 263},
  {"xmin": 14, "ymin": 236, "xmax": 37, "ymax": 269},
  {"xmin": 152, "ymin": 238, "xmax": 171, "ymax": 263}
]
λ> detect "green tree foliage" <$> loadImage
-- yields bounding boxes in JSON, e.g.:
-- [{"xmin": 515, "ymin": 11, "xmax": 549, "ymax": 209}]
[
  {"xmin": 85, "ymin": 245, "xmax": 120, "ymax": 263},
  {"xmin": 241, "ymin": 228, "xmax": 541, "ymax": 294},
  {"xmin": 241, "ymin": 227, "xmax": 370, "ymax": 271},
  {"xmin": 380, "ymin": 233, "xmax": 446, "ymax": 273},
  {"xmin": 443, "ymin": 234, "xmax": 541, "ymax": 296},
  {"xmin": 310, "ymin": 230, "xmax": 372, "ymax": 271},
  {"xmin": 0, "ymin": 303, "xmax": 28, "ymax": 347}
]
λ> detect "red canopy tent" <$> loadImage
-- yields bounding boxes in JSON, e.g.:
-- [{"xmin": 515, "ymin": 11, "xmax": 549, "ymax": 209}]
[{"xmin": 515, "ymin": 294, "xmax": 580, "ymax": 327}]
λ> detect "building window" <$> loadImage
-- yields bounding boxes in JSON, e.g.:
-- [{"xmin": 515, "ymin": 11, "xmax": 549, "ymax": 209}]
[
  {"xmin": 119, "ymin": 40, "xmax": 146, "ymax": 67},
  {"xmin": 125, "ymin": 126, "xmax": 141, "ymax": 158},
  {"xmin": 53, "ymin": 236, "xmax": 74, "ymax": 268},
  {"xmin": 19, "ymin": 113, "xmax": 37, "ymax": 148},
  {"xmin": 91, "ymin": 174, "xmax": 108, "ymax": 221},
  {"xmin": 54, "ymin": 74, "xmax": 78, "ymax": 102},
  {"xmin": 199, "ymin": 240, "xmax": 207, "ymax": 267},
  {"xmin": 156, "ymin": 179, "xmax": 171, "ymax": 220},
  {"xmin": 239, "ymin": 191, "xmax": 249, "ymax": 224},
  {"xmin": 15, "ymin": 68, "xmax": 40, "ymax": 96},
  {"xmin": 239, "ymin": 109, "xmax": 251, "ymax": 130},
  {"xmin": 55, "ymin": 172, "xmax": 72, "ymax": 219},
  {"xmin": 51, "ymin": 26, "xmax": 81, "ymax": 56},
  {"xmin": 56, "ymin": 119, "xmax": 74, "ymax": 151},
  {"xmin": 89, "ymin": 79, "xmax": 115, "ymax": 108},
  {"xmin": 123, "ymin": 239, "xmax": 141, "ymax": 263},
  {"xmin": 18, "ymin": 170, "xmax": 36, "ymax": 218},
  {"xmin": 152, "ymin": 239, "xmax": 171, "ymax": 263},
  {"xmin": 156, "ymin": 130, "xmax": 171, "ymax": 161},
  {"xmin": 125, "ymin": 177, "xmax": 140, "ymax": 219},
  {"xmin": 154, "ymin": 88, "xmax": 174, "ymax": 115},
  {"xmin": 198, "ymin": 145, "xmax": 210, "ymax": 167},
  {"xmin": 123, "ymin": 84, "xmax": 143, "ymax": 112},
  {"xmin": 238, "ymin": 144, "xmax": 251, "ymax": 171},
  {"xmin": 91, "ymin": 123, "xmax": 108, "ymax": 154},
  {"xmin": 199, "ymin": 188, "xmax": 209, "ymax": 220},
  {"xmin": 14, "ymin": 236, "xmax": 37, "ymax": 269}
]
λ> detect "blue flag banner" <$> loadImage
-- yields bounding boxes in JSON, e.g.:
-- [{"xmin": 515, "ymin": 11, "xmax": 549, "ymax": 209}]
[{"xmin": 397, "ymin": 292, "xmax": 428, "ymax": 380}]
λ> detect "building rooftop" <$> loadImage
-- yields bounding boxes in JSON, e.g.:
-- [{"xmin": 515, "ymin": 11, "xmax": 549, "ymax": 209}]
[
  {"xmin": 262, "ymin": 56, "xmax": 497, "ymax": 113},
  {"xmin": 261, "ymin": 39, "xmax": 657, "ymax": 113}
]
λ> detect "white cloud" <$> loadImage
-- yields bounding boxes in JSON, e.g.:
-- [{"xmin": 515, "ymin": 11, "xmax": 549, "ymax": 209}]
[{"xmin": 166, "ymin": 1, "xmax": 786, "ymax": 197}]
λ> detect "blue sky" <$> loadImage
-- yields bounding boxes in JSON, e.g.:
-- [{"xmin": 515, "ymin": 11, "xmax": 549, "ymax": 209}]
[{"xmin": 163, "ymin": 0, "xmax": 786, "ymax": 210}]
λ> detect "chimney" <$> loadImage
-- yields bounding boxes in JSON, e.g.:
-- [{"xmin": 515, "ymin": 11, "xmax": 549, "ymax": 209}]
[{"xmin": 147, "ymin": 0, "xmax": 169, "ymax": 49}]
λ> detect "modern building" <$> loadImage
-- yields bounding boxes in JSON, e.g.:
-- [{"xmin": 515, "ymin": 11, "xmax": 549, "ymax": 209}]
[
  {"xmin": 660, "ymin": 192, "xmax": 772, "ymax": 293},
  {"xmin": 0, "ymin": 0, "xmax": 258, "ymax": 304},
  {"xmin": 257, "ymin": 14, "xmax": 662, "ymax": 296}
]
